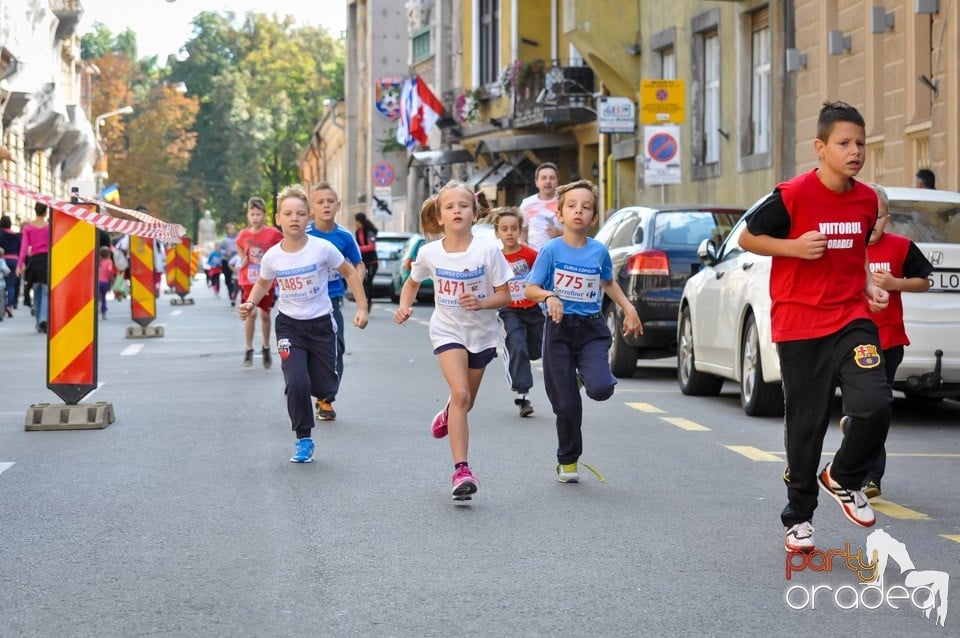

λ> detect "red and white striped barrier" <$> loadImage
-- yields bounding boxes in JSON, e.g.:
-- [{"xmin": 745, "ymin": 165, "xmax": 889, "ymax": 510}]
[{"xmin": 0, "ymin": 178, "xmax": 186, "ymax": 243}]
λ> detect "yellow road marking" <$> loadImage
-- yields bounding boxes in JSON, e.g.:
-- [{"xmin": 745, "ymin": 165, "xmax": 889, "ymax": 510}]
[
  {"xmin": 725, "ymin": 446, "xmax": 782, "ymax": 462},
  {"xmin": 626, "ymin": 402, "xmax": 665, "ymax": 413},
  {"xmin": 870, "ymin": 498, "xmax": 931, "ymax": 521},
  {"xmin": 940, "ymin": 535, "xmax": 960, "ymax": 544},
  {"xmin": 661, "ymin": 417, "xmax": 710, "ymax": 431},
  {"xmin": 761, "ymin": 451, "xmax": 960, "ymax": 459}
]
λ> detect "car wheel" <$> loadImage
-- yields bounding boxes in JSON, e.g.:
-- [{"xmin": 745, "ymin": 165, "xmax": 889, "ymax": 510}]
[
  {"xmin": 740, "ymin": 314, "xmax": 784, "ymax": 417},
  {"xmin": 605, "ymin": 304, "xmax": 638, "ymax": 378},
  {"xmin": 677, "ymin": 306, "xmax": 723, "ymax": 396}
]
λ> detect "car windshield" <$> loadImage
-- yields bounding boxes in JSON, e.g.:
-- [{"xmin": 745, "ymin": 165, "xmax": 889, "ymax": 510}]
[
  {"xmin": 887, "ymin": 201, "xmax": 960, "ymax": 244},
  {"xmin": 653, "ymin": 211, "xmax": 742, "ymax": 249},
  {"xmin": 376, "ymin": 238, "xmax": 409, "ymax": 260}
]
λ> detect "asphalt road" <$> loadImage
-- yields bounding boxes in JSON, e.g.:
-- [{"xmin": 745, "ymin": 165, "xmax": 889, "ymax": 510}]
[{"xmin": 1, "ymin": 282, "xmax": 958, "ymax": 637}]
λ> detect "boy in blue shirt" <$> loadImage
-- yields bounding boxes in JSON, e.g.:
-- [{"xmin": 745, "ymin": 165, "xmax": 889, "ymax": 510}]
[
  {"xmin": 307, "ymin": 182, "xmax": 365, "ymax": 421},
  {"xmin": 525, "ymin": 180, "xmax": 642, "ymax": 482}
]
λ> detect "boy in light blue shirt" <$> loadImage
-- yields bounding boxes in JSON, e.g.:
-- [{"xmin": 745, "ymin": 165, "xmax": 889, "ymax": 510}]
[
  {"xmin": 526, "ymin": 180, "xmax": 642, "ymax": 483},
  {"xmin": 307, "ymin": 182, "xmax": 365, "ymax": 421}
]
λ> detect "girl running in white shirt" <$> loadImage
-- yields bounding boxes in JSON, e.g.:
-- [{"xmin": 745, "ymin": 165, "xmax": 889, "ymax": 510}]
[{"xmin": 394, "ymin": 181, "xmax": 512, "ymax": 501}]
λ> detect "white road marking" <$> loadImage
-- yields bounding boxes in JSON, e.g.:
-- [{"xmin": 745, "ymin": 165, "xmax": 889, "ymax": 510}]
[
  {"xmin": 0, "ymin": 462, "xmax": 14, "ymax": 476},
  {"xmin": 121, "ymin": 344, "xmax": 144, "ymax": 356},
  {"xmin": 170, "ymin": 310, "xmax": 183, "ymax": 317}
]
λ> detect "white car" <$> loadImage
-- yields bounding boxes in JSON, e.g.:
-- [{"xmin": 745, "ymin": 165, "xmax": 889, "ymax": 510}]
[{"xmin": 677, "ymin": 187, "xmax": 960, "ymax": 416}]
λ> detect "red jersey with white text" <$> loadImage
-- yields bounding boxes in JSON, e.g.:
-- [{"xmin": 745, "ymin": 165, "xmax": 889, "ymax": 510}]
[
  {"xmin": 867, "ymin": 233, "xmax": 914, "ymax": 349},
  {"xmin": 236, "ymin": 225, "xmax": 283, "ymax": 287},
  {"xmin": 770, "ymin": 171, "xmax": 877, "ymax": 342},
  {"xmin": 504, "ymin": 245, "xmax": 538, "ymax": 309}
]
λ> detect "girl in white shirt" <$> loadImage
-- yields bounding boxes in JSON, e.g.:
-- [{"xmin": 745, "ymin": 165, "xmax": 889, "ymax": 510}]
[
  {"xmin": 394, "ymin": 181, "xmax": 512, "ymax": 501},
  {"xmin": 239, "ymin": 185, "xmax": 368, "ymax": 464}
]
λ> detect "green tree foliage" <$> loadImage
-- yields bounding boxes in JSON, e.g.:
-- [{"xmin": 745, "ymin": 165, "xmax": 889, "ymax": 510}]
[{"xmin": 80, "ymin": 11, "xmax": 344, "ymax": 234}]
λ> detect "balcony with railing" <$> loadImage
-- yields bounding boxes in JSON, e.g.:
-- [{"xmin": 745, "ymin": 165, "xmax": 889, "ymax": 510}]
[{"xmin": 512, "ymin": 60, "xmax": 597, "ymax": 129}]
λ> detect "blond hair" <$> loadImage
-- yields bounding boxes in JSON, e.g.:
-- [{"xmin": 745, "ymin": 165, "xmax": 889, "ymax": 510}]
[
  {"xmin": 419, "ymin": 180, "xmax": 490, "ymax": 237},
  {"xmin": 277, "ymin": 184, "xmax": 309, "ymax": 209},
  {"xmin": 309, "ymin": 181, "xmax": 339, "ymax": 199},
  {"xmin": 870, "ymin": 183, "xmax": 889, "ymax": 214}
]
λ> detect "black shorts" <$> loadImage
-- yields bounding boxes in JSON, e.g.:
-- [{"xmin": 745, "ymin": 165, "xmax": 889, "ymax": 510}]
[{"xmin": 433, "ymin": 343, "xmax": 497, "ymax": 369}]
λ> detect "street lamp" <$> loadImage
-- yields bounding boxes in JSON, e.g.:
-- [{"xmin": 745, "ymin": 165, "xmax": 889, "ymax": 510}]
[{"xmin": 93, "ymin": 106, "xmax": 134, "ymax": 194}]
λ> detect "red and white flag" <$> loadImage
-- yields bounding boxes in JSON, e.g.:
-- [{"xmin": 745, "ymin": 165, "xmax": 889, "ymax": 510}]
[{"xmin": 396, "ymin": 75, "xmax": 444, "ymax": 151}]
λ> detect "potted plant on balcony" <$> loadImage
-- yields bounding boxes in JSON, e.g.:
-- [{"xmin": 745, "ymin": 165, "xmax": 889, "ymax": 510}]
[
  {"xmin": 455, "ymin": 89, "xmax": 481, "ymax": 124},
  {"xmin": 500, "ymin": 60, "xmax": 522, "ymax": 97}
]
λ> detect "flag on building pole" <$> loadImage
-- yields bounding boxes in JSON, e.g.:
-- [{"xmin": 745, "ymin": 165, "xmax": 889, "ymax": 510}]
[
  {"xmin": 396, "ymin": 75, "xmax": 444, "ymax": 151},
  {"xmin": 100, "ymin": 183, "xmax": 120, "ymax": 203}
]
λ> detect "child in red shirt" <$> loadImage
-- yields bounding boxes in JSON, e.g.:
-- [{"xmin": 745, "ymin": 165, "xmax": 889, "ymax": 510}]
[
  {"xmin": 739, "ymin": 101, "xmax": 892, "ymax": 554},
  {"xmin": 859, "ymin": 184, "xmax": 933, "ymax": 497},
  {"xmin": 236, "ymin": 197, "xmax": 283, "ymax": 368},
  {"xmin": 494, "ymin": 207, "xmax": 544, "ymax": 417}
]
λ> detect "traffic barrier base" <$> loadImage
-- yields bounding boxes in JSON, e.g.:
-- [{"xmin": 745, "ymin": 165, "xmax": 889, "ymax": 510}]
[
  {"xmin": 25, "ymin": 401, "xmax": 115, "ymax": 431},
  {"xmin": 126, "ymin": 325, "xmax": 165, "ymax": 339},
  {"xmin": 170, "ymin": 297, "xmax": 195, "ymax": 306}
]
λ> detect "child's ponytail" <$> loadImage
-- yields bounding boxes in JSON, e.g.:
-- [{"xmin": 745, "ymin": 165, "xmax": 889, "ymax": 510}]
[{"xmin": 419, "ymin": 195, "xmax": 443, "ymax": 237}]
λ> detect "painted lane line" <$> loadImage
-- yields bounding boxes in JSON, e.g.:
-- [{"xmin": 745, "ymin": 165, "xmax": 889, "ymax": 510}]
[
  {"xmin": 870, "ymin": 498, "xmax": 932, "ymax": 521},
  {"xmin": 121, "ymin": 344, "xmax": 144, "ymax": 356},
  {"xmin": 761, "ymin": 450, "xmax": 960, "ymax": 459},
  {"xmin": 940, "ymin": 535, "xmax": 960, "ymax": 544},
  {"xmin": 660, "ymin": 417, "xmax": 710, "ymax": 432},
  {"xmin": 725, "ymin": 445, "xmax": 782, "ymax": 462},
  {"xmin": 170, "ymin": 310, "xmax": 183, "ymax": 316},
  {"xmin": 626, "ymin": 402, "xmax": 665, "ymax": 413},
  {"xmin": 0, "ymin": 462, "xmax": 14, "ymax": 476}
]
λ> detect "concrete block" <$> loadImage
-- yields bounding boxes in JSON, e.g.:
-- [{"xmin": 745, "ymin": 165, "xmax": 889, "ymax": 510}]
[
  {"xmin": 126, "ymin": 325, "xmax": 164, "ymax": 339},
  {"xmin": 170, "ymin": 297, "xmax": 195, "ymax": 305},
  {"xmin": 25, "ymin": 402, "xmax": 116, "ymax": 431}
]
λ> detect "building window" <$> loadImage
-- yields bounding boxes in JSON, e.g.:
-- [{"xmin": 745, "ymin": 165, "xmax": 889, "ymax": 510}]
[
  {"xmin": 412, "ymin": 26, "xmax": 431, "ymax": 63},
  {"xmin": 749, "ymin": 8, "xmax": 770, "ymax": 156},
  {"xmin": 691, "ymin": 9, "xmax": 721, "ymax": 180},
  {"xmin": 649, "ymin": 28, "xmax": 677, "ymax": 80},
  {"xmin": 478, "ymin": 0, "xmax": 500, "ymax": 85},
  {"xmin": 703, "ymin": 31, "xmax": 720, "ymax": 164}
]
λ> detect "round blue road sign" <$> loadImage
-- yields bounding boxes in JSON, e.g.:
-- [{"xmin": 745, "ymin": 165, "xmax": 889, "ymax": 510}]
[{"xmin": 647, "ymin": 133, "xmax": 678, "ymax": 163}]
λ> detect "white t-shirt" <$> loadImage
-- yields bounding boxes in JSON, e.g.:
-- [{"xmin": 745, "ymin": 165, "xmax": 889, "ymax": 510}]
[
  {"xmin": 519, "ymin": 193, "xmax": 560, "ymax": 249},
  {"xmin": 410, "ymin": 235, "xmax": 513, "ymax": 352},
  {"xmin": 259, "ymin": 236, "xmax": 345, "ymax": 321}
]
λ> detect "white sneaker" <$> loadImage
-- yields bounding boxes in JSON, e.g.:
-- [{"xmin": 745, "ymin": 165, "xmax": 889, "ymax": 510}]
[
  {"xmin": 785, "ymin": 521, "xmax": 815, "ymax": 553},
  {"xmin": 818, "ymin": 463, "xmax": 876, "ymax": 527}
]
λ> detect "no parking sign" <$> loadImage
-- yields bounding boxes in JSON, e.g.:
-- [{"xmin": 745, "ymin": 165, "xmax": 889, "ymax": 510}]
[{"xmin": 643, "ymin": 125, "xmax": 681, "ymax": 185}]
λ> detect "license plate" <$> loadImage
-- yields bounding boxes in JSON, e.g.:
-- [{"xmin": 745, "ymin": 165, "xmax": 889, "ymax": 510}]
[{"xmin": 928, "ymin": 270, "xmax": 960, "ymax": 292}]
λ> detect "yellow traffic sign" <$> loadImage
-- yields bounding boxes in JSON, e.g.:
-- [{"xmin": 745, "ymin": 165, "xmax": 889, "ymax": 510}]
[{"xmin": 640, "ymin": 79, "xmax": 685, "ymax": 124}]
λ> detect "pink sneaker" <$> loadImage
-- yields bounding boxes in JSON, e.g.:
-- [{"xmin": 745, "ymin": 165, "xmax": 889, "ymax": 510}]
[
  {"xmin": 431, "ymin": 403, "xmax": 449, "ymax": 438},
  {"xmin": 451, "ymin": 465, "xmax": 478, "ymax": 500}
]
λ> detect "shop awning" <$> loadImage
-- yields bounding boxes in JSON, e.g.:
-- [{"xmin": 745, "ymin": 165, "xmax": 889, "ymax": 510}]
[
  {"xmin": 411, "ymin": 148, "xmax": 474, "ymax": 167},
  {"xmin": 475, "ymin": 132, "xmax": 577, "ymax": 155},
  {"xmin": 465, "ymin": 163, "xmax": 499, "ymax": 188},
  {"xmin": 478, "ymin": 161, "xmax": 518, "ymax": 188}
]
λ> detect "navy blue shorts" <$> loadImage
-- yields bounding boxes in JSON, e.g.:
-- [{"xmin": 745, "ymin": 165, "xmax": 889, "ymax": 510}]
[{"xmin": 433, "ymin": 343, "xmax": 497, "ymax": 369}]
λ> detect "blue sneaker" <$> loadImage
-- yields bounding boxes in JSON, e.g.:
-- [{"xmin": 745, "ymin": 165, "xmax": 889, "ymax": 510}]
[{"xmin": 290, "ymin": 438, "xmax": 314, "ymax": 463}]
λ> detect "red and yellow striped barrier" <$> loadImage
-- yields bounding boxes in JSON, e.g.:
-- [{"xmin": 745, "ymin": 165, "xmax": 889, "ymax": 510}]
[
  {"xmin": 47, "ymin": 205, "xmax": 98, "ymax": 404},
  {"xmin": 130, "ymin": 236, "xmax": 157, "ymax": 327},
  {"xmin": 169, "ymin": 237, "xmax": 192, "ymax": 298}
]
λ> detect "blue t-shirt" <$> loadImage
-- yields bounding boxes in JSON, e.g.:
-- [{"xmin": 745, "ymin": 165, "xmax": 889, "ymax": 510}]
[
  {"xmin": 526, "ymin": 237, "xmax": 612, "ymax": 316},
  {"xmin": 306, "ymin": 222, "xmax": 363, "ymax": 298}
]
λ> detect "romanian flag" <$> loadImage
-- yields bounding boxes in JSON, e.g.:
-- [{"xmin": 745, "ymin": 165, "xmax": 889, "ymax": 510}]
[{"xmin": 101, "ymin": 183, "xmax": 120, "ymax": 203}]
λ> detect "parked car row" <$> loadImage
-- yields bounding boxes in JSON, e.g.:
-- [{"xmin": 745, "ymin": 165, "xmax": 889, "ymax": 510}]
[{"xmin": 677, "ymin": 186, "xmax": 960, "ymax": 416}]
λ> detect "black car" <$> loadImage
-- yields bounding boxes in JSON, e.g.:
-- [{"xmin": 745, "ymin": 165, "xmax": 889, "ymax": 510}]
[{"xmin": 596, "ymin": 205, "xmax": 745, "ymax": 377}]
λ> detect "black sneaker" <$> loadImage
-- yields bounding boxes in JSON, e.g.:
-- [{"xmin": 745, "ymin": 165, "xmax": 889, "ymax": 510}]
[
  {"xmin": 515, "ymin": 397, "xmax": 534, "ymax": 417},
  {"xmin": 243, "ymin": 349, "xmax": 253, "ymax": 367},
  {"xmin": 862, "ymin": 480, "xmax": 882, "ymax": 499},
  {"xmin": 262, "ymin": 347, "xmax": 272, "ymax": 369}
]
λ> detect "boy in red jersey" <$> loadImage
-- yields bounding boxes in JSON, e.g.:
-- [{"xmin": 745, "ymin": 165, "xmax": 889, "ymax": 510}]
[
  {"xmin": 739, "ymin": 102, "xmax": 892, "ymax": 554},
  {"xmin": 859, "ymin": 184, "xmax": 933, "ymax": 498},
  {"xmin": 493, "ymin": 207, "xmax": 544, "ymax": 416},
  {"xmin": 236, "ymin": 196, "xmax": 283, "ymax": 368}
]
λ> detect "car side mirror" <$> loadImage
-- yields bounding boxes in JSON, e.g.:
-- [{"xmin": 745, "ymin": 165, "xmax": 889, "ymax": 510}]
[{"xmin": 697, "ymin": 238, "xmax": 718, "ymax": 265}]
